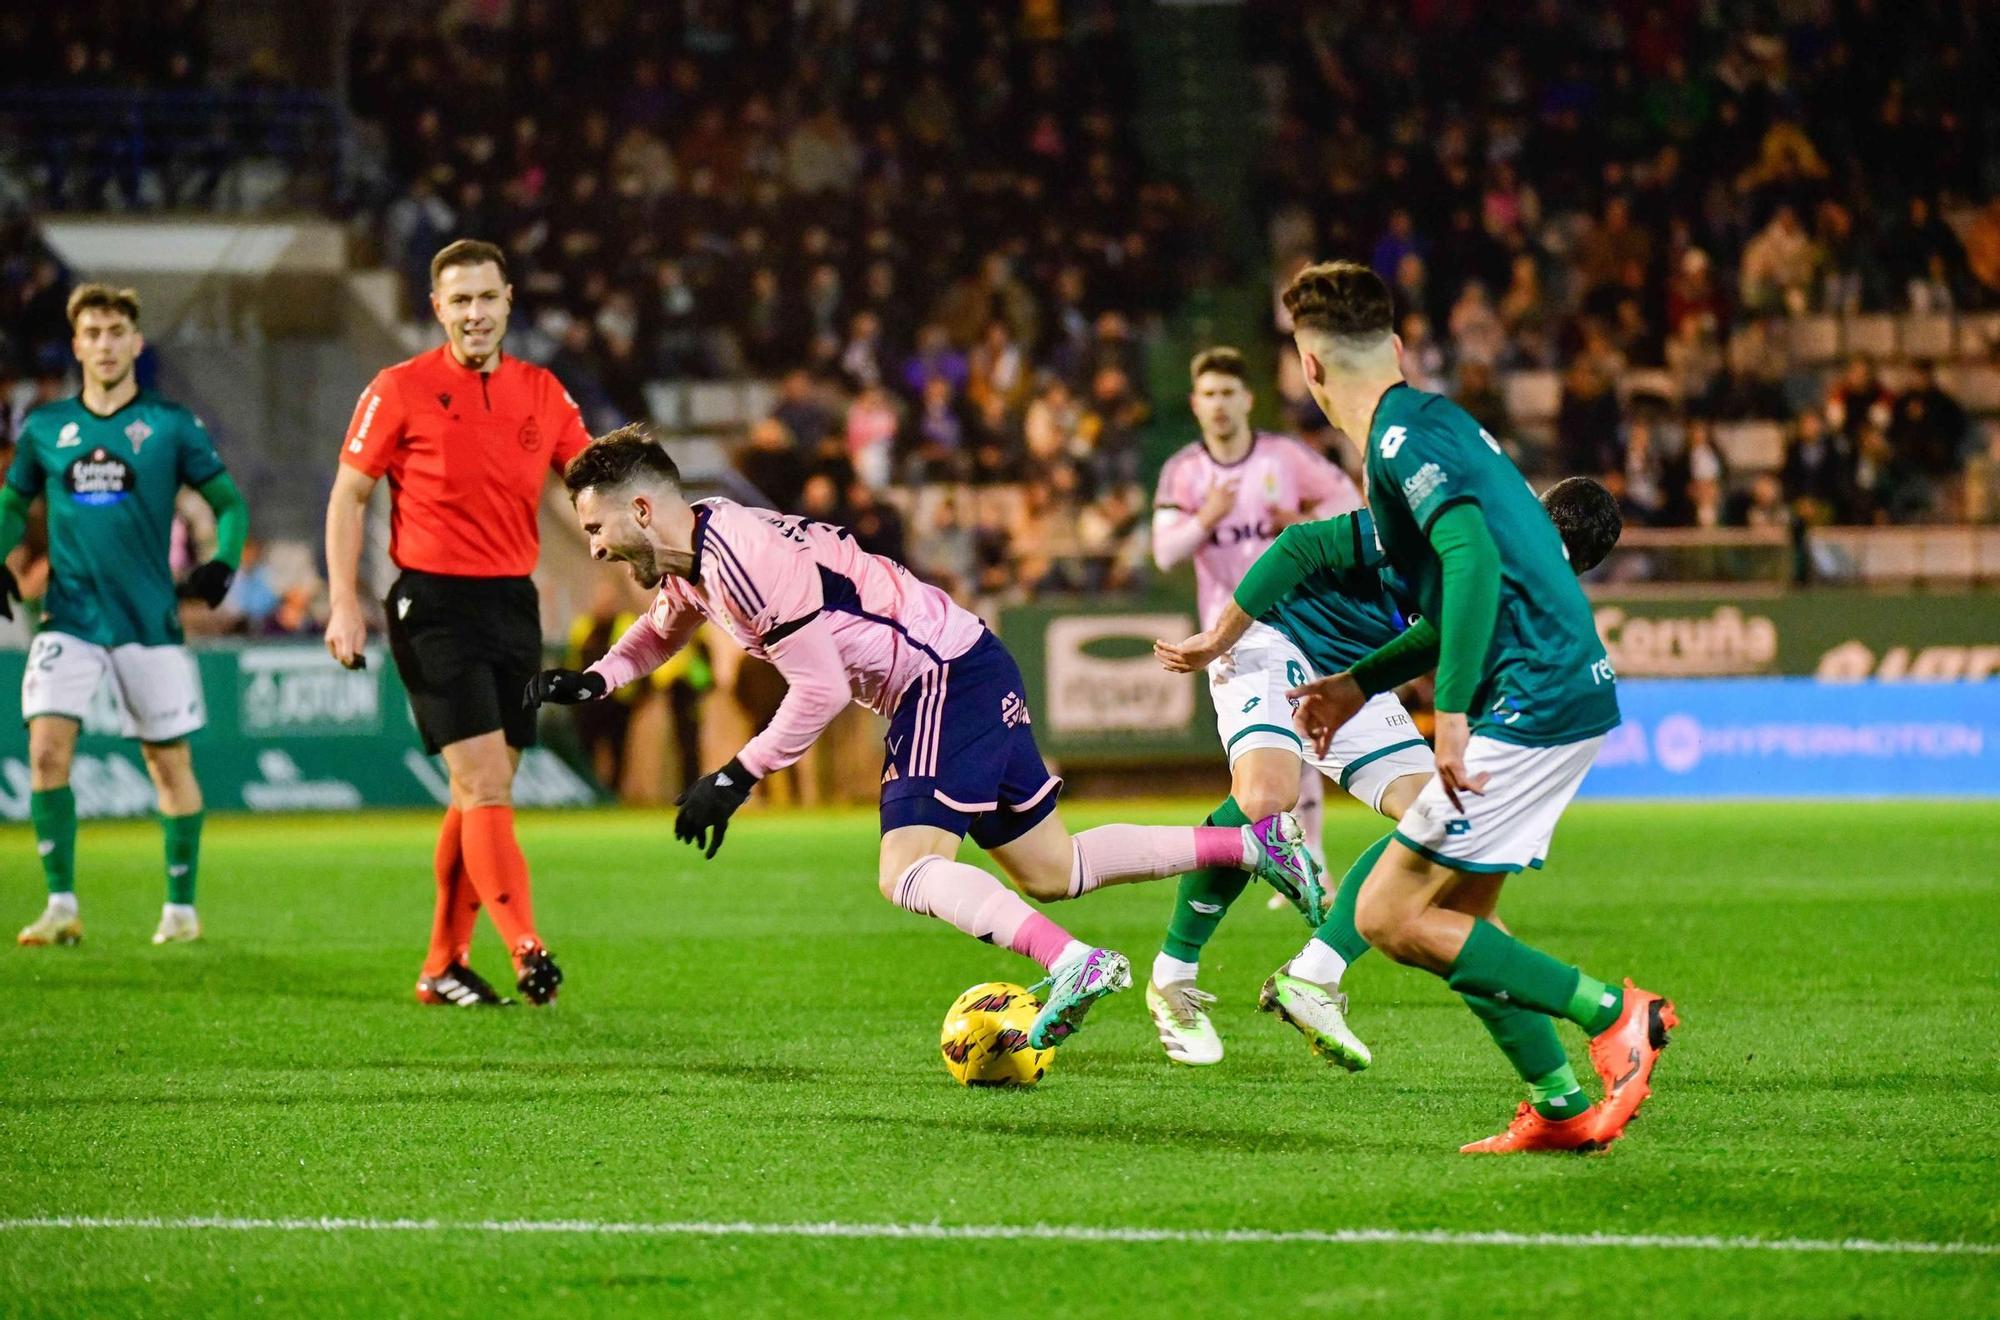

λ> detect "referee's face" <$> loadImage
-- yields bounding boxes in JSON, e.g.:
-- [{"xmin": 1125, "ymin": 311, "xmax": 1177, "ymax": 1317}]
[{"xmin": 431, "ymin": 261, "xmax": 511, "ymax": 369}]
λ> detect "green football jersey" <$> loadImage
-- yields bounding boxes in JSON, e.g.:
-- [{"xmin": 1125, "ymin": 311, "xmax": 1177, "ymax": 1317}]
[
  {"xmin": 1363, "ymin": 383, "xmax": 1617, "ymax": 745},
  {"xmin": 5, "ymin": 390, "xmax": 227, "ymax": 647},
  {"xmin": 1261, "ymin": 563, "xmax": 1409, "ymax": 680}
]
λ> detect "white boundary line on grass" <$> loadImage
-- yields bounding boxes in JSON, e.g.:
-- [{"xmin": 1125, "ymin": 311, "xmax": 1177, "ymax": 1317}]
[{"xmin": 1, "ymin": 1217, "xmax": 1993, "ymax": 1258}]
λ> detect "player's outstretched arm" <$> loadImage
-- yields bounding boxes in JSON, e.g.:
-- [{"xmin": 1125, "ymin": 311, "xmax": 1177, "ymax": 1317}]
[
  {"xmin": 675, "ymin": 614, "xmax": 847, "ymax": 860},
  {"xmin": 0, "ymin": 484, "xmax": 31, "ymax": 622},
  {"xmin": 323, "ymin": 464, "xmax": 378, "ymax": 669},
  {"xmin": 1155, "ymin": 512, "xmax": 1367, "ymax": 673},
  {"xmin": 178, "ymin": 472, "xmax": 248, "ymax": 608}
]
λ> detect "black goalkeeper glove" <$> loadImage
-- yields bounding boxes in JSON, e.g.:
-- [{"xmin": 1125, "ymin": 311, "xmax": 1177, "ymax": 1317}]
[
  {"xmin": 674, "ymin": 757, "xmax": 756, "ymax": 859},
  {"xmin": 0, "ymin": 564, "xmax": 17, "ymax": 622},
  {"xmin": 522, "ymin": 668, "xmax": 607, "ymax": 710},
  {"xmin": 176, "ymin": 560, "xmax": 235, "ymax": 608}
]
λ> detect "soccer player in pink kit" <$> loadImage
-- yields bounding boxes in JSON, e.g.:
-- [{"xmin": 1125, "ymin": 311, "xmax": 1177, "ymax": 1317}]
[
  {"xmin": 526, "ymin": 427, "xmax": 1326, "ymax": 1048},
  {"xmin": 1145, "ymin": 348, "xmax": 1433, "ymax": 1065}
]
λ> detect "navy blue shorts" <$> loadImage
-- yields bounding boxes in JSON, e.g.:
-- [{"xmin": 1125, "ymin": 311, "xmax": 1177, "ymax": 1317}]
[{"xmin": 879, "ymin": 631, "xmax": 1063, "ymax": 849}]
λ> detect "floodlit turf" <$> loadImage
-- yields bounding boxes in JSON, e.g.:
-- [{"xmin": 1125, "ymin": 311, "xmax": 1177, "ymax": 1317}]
[{"xmin": 1, "ymin": 800, "xmax": 1995, "ymax": 1317}]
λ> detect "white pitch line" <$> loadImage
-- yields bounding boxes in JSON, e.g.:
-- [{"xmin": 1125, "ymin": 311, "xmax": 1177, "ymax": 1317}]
[{"xmin": 0, "ymin": 1217, "xmax": 1993, "ymax": 1258}]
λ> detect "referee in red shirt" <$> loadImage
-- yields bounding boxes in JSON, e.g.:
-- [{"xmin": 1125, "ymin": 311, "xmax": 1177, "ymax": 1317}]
[{"xmin": 324, "ymin": 239, "xmax": 590, "ymax": 1007}]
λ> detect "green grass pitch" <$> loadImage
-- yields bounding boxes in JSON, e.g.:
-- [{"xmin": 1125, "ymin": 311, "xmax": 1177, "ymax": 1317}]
[{"xmin": 2, "ymin": 799, "xmax": 1995, "ymax": 1317}]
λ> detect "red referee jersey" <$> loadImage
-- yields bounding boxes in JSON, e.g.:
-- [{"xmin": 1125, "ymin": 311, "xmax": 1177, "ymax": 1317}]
[{"xmin": 341, "ymin": 346, "xmax": 592, "ymax": 577}]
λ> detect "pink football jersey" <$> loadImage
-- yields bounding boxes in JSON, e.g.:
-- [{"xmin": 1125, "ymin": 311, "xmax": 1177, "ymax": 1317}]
[
  {"xmin": 1152, "ymin": 432, "xmax": 1360, "ymax": 627},
  {"xmin": 587, "ymin": 499, "xmax": 989, "ymax": 778}
]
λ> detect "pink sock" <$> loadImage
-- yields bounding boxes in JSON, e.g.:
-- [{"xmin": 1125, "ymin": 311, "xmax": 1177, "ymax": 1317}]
[
  {"xmin": 890, "ymin": 857, "xmax": 1078, "ymax": 970},
  {"xmin": 1067, "ymin": 824, "xmax": 1241, "ymax": 898}
]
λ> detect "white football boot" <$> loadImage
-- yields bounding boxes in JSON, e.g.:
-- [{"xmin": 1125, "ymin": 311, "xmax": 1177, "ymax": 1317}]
[{"xmin": 1146, "ymin": 980, "xmax": 1224, "ymax": 1065}]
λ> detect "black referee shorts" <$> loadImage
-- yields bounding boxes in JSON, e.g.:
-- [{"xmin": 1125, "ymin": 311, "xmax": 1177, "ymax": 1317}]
[{"xmin": 385, "ymin": 570, "xmax": 542, "ymax": 756}]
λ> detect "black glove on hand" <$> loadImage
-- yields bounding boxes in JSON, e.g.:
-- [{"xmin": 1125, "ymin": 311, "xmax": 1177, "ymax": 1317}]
[
  {"xmin": 674, "ymin": 757, "xmax": 756, "ymax": 859},
  {"xmin": 0, "ymin": 564, "xmax": 18, "ymax": 622},
  {"xmin": 176, "ymin": 561, "xmax": 236, "ymax": 608},
  {"xmin": 522, "ymin": 668, "xmax": 608, "ymax": 710}
]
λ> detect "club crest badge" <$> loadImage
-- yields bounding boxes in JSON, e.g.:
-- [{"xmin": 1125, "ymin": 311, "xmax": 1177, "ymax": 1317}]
[{"xmin": 125, "ymin": 419, "xmax": 153, "ymax": 453}]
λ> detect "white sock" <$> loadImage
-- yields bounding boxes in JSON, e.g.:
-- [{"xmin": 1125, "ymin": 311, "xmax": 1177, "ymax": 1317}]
[
  {"xmin": 1289, "ymin": 937, "xmax": 1349, "ymax": 988},
  {"xmin": 163, "ymin": 902, "xmax": 196, "ymax": 919},
  {"xmin": 1050, "ymin": 939, "xmax": 1091, "ymax": 974},
  {"xmin": 47, "ymin": 892, "xmax": 78, "ymax": 917},
  {"xmin": 1152, "ymin": 953, "xmax": 1200, "ymax": 987},
  {"xmin": 1238, "ymin": 825, "xmax": 1260, "ymax": 868}
]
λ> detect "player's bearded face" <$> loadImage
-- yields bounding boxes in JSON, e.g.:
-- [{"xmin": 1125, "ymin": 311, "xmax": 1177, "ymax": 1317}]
[
  {"xmin": 578, "ymin": 488, "xmax": 690, "ymax": 587},
  {"xmin": 73, "ymin": 312, "xmax": 140, "ymax": 389}
]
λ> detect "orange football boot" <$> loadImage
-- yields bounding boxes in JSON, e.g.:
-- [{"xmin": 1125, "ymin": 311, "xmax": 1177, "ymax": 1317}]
[
  {"xmin": 1460, "ymin": 1101, "xmax": 1605, "ymax": 1154},
  {"xmin": 1588, "ymin": 980, "xmax": 1679, "ymax": 1145}
]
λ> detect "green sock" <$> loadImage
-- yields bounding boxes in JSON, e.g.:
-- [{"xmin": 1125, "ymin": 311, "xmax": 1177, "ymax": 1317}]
[
  {"xmin": 1461, "ymin": 992, "xmax": 1586, "ymax": 1119},
  {"xmin": 1160, "ymin": 795, "xmax": 1252, "ymax": 962},
  {"xmin": 1568, "ymin": 971, "xmax": 1624, "ymax": 1036},
  {"xmin": 162, "ymin": 811, "xmax": 202, "ymax": 906},
  {"xmin": 30, "ymin": 787, "xmax": 77, "ymax": 896},
  {"xmin": 1445, "ymin": 918, "xmax": 1620, "ymax": 1033},
  {"xmin": 1311, "ymin": 831, "xmax": 1391, "ymax": 964}
]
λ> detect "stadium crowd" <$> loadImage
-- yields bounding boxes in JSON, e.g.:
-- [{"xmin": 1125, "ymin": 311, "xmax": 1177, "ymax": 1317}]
[{"xmin": 1253, "ymin": 0, "xmax": 2000, "ymax": 532}]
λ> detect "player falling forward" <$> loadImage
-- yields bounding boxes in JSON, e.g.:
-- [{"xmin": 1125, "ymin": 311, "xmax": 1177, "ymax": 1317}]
[
  {"xmin": 1146, "ymin": 346, "xmax": 1430, "ymax": 1065},
  {"xmin": 1158, "ymin": 478, "xmax": 1625, "ymax": 1076},
  {"xmin": 524, "ymin": 428, "xmax": 1324, "ymax": 1048},
  {"xmin": 2, "ymin": 284, "xmax": 248, "ymax": 947},
  {"xmin": 1274, "ymin": 260, "xmax": 1675, "ymax": 1153}
]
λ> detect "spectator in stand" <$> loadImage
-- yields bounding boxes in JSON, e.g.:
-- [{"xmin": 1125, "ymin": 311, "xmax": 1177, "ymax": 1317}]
[
  {"xmin": 1825, "ymin": 356, "xmax": 1893, "ymax": 446},
  {"xmin": 1965, "ymin": 198, "xmax": 2000, "ymax": 308},
  {"xmin": 1739, "ymin": 205, "xmax": 1820, "ymax": 316},
  {"xmin": 1557, "ymin": 355, "xmax": 1622, "ymax": 476},
  {"xmin": 736, "ymin": 417, "xmax": 808, "ymax": 514},
  {"xmin": 1851, "ymin": 422, "xmax": 1924, "ymax": 524},
  {"xmin": 1738, "ymin": 472, "xmax": 1793, "ymax": 531},
  {"xmin": 902, "ymin": 323, "xmax": 969, "ymax": 401},
  {"xmin": 1448, "ymin": 280, "xmax": 1506, "ymax": 369},
  {"xmin": 1891, "ymin": 362, "xmax": 1968, "ymax": 483},
  {"xmin": 1453, "ymin": 359, "xmax": 1508, "ymax": 440},
  {"xmin": 844, "ymin": 481, "xmax": 906, "ymax": 562},
  {"xmin": 1621, "ymin": 416, "xmax": 1670, "ymax": 525},
  {"xmin": 1396, "ymin": 312, "xmax": 1448, "ymax": 393},
  {"xmin": 1783, "ymin": 408, "xmax": 1854, "ymax": 525},
  {"xmin": 844, "ymin": 384, "xmax": 900, "ymax": 489},
  {"xmin": 907, "ymin": 376, "xmax": 967, "ymax": 483},
  {"xmin": 772, "ymin": 369, "xmax": 834, "ymax": 451}
]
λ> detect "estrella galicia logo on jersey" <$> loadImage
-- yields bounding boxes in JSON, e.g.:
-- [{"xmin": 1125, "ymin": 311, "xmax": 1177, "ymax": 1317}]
[
  {"xmin": 518, "ymin": 416, "xmax": 542, "ymax": 450},
  {"xmin": 1402, "ymin": 462, "xmax": 1448, "ymax": 507},
  {"xmin": 124, "ymin": 419, "xmax": 153, "ymax": 453},
  {"xmin": 64, "ymin": 448, "xmax": 134, "ymax": 506},
  {"xmin": 57, "ymin": 421, "xmax": 82, "ymax": 448}
]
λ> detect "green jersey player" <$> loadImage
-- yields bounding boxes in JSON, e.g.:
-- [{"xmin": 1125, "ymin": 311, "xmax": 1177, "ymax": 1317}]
[
  {"xmin": 1157, "ymin": 479, "xmax": 1622, "ymax": 1074},
  {"xmin": 1268, "ymin": 260, "xmax": 1677, "ymax": 1154},
  {"xmin": 1, "ymin": 284, "xmax": 248, "ymax": 948}
]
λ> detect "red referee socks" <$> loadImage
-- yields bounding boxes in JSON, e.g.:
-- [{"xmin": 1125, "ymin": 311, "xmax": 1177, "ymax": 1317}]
[
  {"xmin": 459, "ymin": 805, "xmax": 543, "ymax": 964},
  {"xmin": 422, "ymin": 806, "xmax": 482, "ymax": 977}
]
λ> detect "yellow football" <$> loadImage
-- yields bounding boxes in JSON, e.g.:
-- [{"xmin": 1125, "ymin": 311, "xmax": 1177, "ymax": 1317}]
[{"xmin": 939, "ymin": 981, "xmax": 1054, "ymax": 1087}]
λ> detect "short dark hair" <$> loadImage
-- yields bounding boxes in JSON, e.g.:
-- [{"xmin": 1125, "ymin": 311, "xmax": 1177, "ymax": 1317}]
[
  {"xmin": 1540, "ymin": 476, "xmax": 1622, "ymax": 573},
  {"xmin": 66, "ymin": 283, "xmax": 142, "ymax": 328},
  {"xmin": 1282, "ymin": 260, "xmax": 1394, "ymax": 340},
  {"xmin": 563, "ymin": 424, "xmax": 683, "ymax": 496},
  {"xmin": 430, "ymin": 239, "xmax": 508, "ymax": 287},
  {"xmin": 1190, "ymin": 346, "xmax": 1249, "ymax": 387}
]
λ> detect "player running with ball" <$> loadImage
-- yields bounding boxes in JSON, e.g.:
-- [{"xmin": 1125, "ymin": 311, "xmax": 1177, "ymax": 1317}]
[
  {"xmin": 1146, "ymin": 346, "xmax": 1431, "ymax": 1066},
  {"xmin": 525, "ymin": 427, "xmax": 1324, "ymax": 1049},
  {"xmin": 1256, "ymin": 260, "xmax": 1676, "ymax": 1153},
  {"xmin": 3, "ymin": 284, "xmax": 248, "ymax": 947}
]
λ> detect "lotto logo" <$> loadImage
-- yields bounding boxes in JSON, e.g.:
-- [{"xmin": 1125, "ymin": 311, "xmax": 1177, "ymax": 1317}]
[{"xmin": 1445, "ymin": 819, "xmax": 1472, "ymax": 836}]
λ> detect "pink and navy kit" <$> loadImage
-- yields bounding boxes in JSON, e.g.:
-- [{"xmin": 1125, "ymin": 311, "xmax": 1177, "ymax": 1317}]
[{"xmin": 587, "ymin": 499, "xmax": 1062, "ymax": 844}]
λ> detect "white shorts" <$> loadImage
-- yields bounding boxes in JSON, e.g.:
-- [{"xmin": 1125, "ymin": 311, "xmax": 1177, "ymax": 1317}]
[
  {"xmin": 1395, "ymin": 734, "xmax": 1604, "ymax": 873},
  {"xmin": 1210, "ymin": 621, "xmax": 1433, "ymax": 811},
  {"xmin": 20, "ymin": 631, "xmax": 206, "ymax": 743}
]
